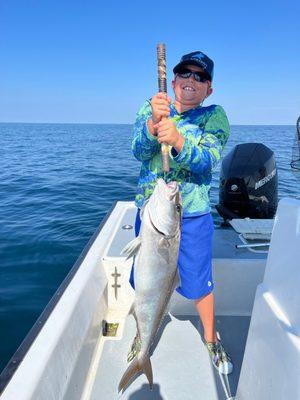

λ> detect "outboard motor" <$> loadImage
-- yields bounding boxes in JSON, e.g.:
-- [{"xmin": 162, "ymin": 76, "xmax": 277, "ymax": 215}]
[{"xmin": 216, "ymin": 143, "xmax": 278, "ymax": 221}]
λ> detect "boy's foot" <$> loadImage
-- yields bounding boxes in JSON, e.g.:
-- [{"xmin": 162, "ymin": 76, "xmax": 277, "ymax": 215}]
[
  {"xmin": 127, "ymin": 333, "xmax": 141, "ymax": 363},
  {"xmin": 205, "ymin": 334, "xmax": 233, "ymax": 375}
]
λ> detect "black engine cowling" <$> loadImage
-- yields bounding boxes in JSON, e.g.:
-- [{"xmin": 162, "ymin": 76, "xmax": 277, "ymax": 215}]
[{"xmin": 215, "ymin": 143, "xmax": 278, "ymax": 221}]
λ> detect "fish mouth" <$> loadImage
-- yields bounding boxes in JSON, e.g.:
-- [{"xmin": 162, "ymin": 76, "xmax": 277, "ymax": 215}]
[
  {"xmin": 157, "ymin": 179, "xmax": 178, "ymax": 199},
  {"xmin": 167, "ymin": 181, "xmax": 177, "ymax": 189},
  {"xmin": 166, "ymin": 181, "xmax": 179, "ymax": 200}
]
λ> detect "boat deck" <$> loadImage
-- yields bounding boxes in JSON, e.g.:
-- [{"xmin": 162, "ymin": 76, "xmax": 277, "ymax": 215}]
[
  {"xmin": 106, "ymin": 205, "xmax": 269, "ymax": 260},
  {"xmin": 87, "ymin": 313, "xmax": 250, "ymax": 400},
  {"xmin": 84, "ymin": 203, "xmax": 265, "ymax": 399},
  {"xmin": 0, "ymin": 202, "xmax": 269, "ymax": 400}
]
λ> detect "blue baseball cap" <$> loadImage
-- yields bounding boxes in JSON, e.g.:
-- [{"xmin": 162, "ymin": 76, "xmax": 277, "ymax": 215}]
[{"xmin": 173, "ymin": 51, "xmax": 214, "ymax": 81}]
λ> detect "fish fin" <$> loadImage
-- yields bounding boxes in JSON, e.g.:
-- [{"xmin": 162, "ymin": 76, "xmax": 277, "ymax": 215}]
[
  {"xmin": 127, "ymin": 332, "xmax": 141, "ymax": 363},
  {"xmin": 120, "ymin": 237, "xmax": 141, "ymax": 259},
  {"xmin": 118, "ymin": 355, "xmax": 153, "ymax": 393},
  {"xmin": 128, "ymin": 304, "xmax": 139, "ymax": 338},
  {"xmin": 139, "ymin": 200, "xmax": 149, "ymax": 220},
  {"xmin": 129, "ymin": 305, "xmax": 140, "ymax": 335},
  {"xmin": 175, "ymin": 269, "xmax": 181, "ymax": 289},
  {"xmin": 128, "ymin": 302, "xmax": 135, "ymax": 315},
  {"xmin": 118, "ymin": 358, "xmax": 141, "ymax": 393},
  {"xmin": 143, "ymin": 355, "xmax": 153, "ymax": 389}
]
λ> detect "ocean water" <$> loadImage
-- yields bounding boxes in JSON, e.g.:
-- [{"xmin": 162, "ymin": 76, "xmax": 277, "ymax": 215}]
[{"xmin": 0, "ymin": 123, "xmax": 299, "ymax": 374}]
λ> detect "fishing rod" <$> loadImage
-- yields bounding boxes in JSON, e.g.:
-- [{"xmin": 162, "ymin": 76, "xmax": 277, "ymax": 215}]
[{"xmin": 157, "ymin": 43, "xmax": 170, "ymax": 174}]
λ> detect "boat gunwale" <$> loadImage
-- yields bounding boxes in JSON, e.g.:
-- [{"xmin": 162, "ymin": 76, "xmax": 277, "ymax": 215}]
[{"xmin": 0, "ymin": 201, "xmax": 118, "ymax": 395}]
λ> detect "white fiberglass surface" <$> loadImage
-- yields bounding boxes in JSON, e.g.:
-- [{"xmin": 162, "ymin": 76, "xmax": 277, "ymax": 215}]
[{"xmin": 87, "ymin": 313, "xmax": 250, "ymax": 400}]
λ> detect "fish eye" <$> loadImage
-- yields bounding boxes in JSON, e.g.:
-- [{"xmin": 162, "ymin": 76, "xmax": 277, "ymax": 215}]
[{"xmin": 176, "ymin": 204, "xmax": 181, "ymax": 213}]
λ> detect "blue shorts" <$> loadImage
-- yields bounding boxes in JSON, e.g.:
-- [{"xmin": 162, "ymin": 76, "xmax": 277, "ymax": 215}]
[{"xmin": 129, "ymin": 209, "xmax": 214, "ymax": 300}]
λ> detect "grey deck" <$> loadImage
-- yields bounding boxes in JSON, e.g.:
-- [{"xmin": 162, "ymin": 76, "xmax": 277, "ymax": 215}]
[
  {"xmin": 106, "ymin": 205, "xmax": 267, "ymax": 261},
  {"xmin": 89, "ymin": 314, "xmax": 250, "ymax": 400},
  {"xmin": 212, "ymin": 229, "xmax": 268, "ymax": 259},
  {"xmin": 96, "ymin": 204, "xmax": 261, "ymax": 399}
]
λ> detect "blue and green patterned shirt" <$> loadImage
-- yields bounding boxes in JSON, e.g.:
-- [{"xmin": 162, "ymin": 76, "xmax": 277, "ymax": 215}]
[{"xmin": 132, "ymin": 100, "xmax": 230, "ymax": 217}]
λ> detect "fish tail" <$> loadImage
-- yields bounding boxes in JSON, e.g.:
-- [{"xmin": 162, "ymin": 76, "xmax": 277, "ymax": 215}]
[
  {"xmin": 118, "ymin": 355, "xmax": 153, "ymax": 393},
  {"xmin": 143, "ymin": 355, "xmax": 153, "ymax": 389}
]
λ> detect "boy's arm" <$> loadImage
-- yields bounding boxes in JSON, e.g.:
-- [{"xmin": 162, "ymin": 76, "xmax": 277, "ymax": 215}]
[
  {"xmin": 171, "ymin": 105, "xmax": 230, "ymax": 175},
  {"xmin": 131, "ymin": 101, "xmax": 161, "ymax": 162}
]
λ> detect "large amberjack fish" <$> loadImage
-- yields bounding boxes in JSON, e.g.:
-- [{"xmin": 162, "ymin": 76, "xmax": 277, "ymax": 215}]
[{"xmin": 118, "ymin": 178, "xmax": 182, "ymax": 393}]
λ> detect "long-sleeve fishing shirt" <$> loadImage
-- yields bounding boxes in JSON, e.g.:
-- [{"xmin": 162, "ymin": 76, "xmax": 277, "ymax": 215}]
[{"xmin": 132, "ymin": 100, "xmax": 230, "ymax": 217}]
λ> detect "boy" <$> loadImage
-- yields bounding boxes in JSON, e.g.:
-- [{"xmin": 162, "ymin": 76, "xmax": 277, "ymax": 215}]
[{"xmin": 130, "ymin": 51, "xmax": 233, "ymax": 374}]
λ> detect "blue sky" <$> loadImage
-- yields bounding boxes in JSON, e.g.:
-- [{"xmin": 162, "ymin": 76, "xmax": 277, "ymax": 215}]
[{"xmin": 0, "ymin": 0, "xmax": 299, "ymax": 124}]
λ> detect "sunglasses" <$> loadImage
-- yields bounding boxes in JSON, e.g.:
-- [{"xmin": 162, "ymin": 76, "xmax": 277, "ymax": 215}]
[{"xmin": 176, "ymin": 68, "xmax": 209, "ymax": 83}]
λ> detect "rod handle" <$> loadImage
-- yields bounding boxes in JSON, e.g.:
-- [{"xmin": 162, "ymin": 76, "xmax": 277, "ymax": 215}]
[{"xmin": 157, "ymin": 43, "xmax": 169, "ymax": 173}]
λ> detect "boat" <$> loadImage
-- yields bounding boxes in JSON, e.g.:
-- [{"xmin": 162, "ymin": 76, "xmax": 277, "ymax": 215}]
[
  {"xmin": 0, "ymin": 195, "xmax": 299, "ymax": 399},
  {"xmin": 0, "ymin": 140, "xmax": 299, "ymax": 399}
]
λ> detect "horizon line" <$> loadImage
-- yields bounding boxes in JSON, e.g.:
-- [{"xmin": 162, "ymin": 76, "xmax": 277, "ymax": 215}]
[{"xmin": 0, "ymin": 121, "xmax": 295, "ymax": 127}]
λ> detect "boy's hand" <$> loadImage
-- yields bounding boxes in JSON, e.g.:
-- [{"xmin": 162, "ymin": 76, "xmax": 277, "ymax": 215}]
[
  {"xmin": 151, "ymin": 92, "xmax": 172, "ymax": 124},
  {"xmin": 154, "ymin": 119, "xmax": 184, "ymax": 151}
]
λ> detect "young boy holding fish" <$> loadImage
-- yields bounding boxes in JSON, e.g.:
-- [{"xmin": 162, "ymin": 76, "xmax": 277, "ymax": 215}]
[{"xmin": 130, "ymin": 51, "xmax": 233, "ymax": 375}]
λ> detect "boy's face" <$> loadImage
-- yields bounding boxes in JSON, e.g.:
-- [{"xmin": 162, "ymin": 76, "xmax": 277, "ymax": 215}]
[{"xmin": 171, "ymin": 64, "xmax": 213, "ymax": 107}]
